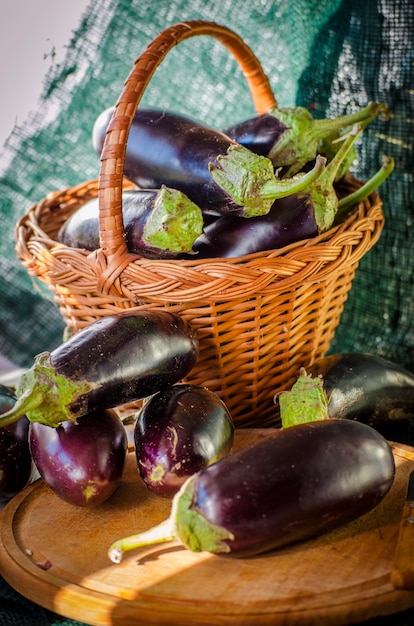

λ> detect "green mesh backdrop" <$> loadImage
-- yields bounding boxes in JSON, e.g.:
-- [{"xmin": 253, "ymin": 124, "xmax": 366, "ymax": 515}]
[{"xmin": 0, "ymin": 0, "xmax": 413, "ymax": 624}]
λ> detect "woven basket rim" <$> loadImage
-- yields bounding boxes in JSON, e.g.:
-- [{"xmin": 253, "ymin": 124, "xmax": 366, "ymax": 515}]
[{"xmin": 15, "ymin": 173, "xmax": 385, "ymax": 304}]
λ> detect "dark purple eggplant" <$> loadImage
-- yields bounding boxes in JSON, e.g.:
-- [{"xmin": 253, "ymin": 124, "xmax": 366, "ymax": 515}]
[
  {"xmin": 0, "ymin": 384, "xmax": 32, "ymax": 504},
  {"xmin": 222, "ymin": 101, "xmax": 389, "ymax": 176},
  {"xmin": 29, "ymin": 409, "xmax": 127, "ymax": 507},
  {"xmin": 57, "ymin": 187, "xmax": 204, "ymax": 258},
  {"xmin": 108, "ymin": 418, "xmax": 394, "ymax": 561},
  {"xmin": 134, "ymin": 384, "xmax": 235, "ymax": 497},
  {"xmin": 185, "ymin": 139, "xmax": 393, "ymax": 258},
  {"xmin": 283, "ymin": 353, "xmax": 414, "ymax": 444},
  {"xmin": 0, "ymin": 310, "xmax": 199, "ymax": 429},
  {"xmin": 93, "ymin": 106, "xmax": 327, "ymax": 218}
]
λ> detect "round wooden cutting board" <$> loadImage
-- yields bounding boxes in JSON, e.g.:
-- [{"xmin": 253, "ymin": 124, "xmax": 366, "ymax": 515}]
[{"xmin": 1, "ymin": 429, "xmax": 414, "ymax": 626}]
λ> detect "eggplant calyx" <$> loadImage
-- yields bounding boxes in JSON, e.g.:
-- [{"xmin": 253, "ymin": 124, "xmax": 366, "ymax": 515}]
[
  {"xmin": 308, "ymin": 125, "xmax": 364, "ymax": 232},
  {"xmin": 336, "ymin": 155, "xmax": 395, "ymax": 216},
  {"xmin": 143, "ymin": 186, "xmax": 204, "ymax": 253},
  {"xmin": 174, "ymin": 474, "xmax": 234, "ymax": 553},
  {"xmin": 108, "ymin": 474, "xmax": 233, "ymax": 563},
  {"xmin": 210, "ymin": 145, "xmax": 327, "ymax": 218},
  {"xmin": 209, "ymin": 145, "xmax": 279, "ymax": 217},
  {"xmin": 267, "ymin": 101, "xmax": 385, "ymax": 176},
  {"xmin": 275, "ymin": 368, "xmax": 329, "ymax": 428},
  {"xmin": 0, "ymin": 352, "xmax": 92, "ymax": 428}
]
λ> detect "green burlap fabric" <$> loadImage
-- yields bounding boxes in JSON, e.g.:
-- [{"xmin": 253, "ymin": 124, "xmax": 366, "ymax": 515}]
[{"xmin": 0, "ymin": 0, "xmax": 413, "ymax": 624}]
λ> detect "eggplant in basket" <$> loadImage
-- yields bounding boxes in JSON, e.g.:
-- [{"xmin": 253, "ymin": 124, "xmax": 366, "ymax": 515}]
[
  {"xmin": 92, "ymin": 106, "xmax": 327, "ymax": 219},
  {"xmin": 183, "ymin": 136, "xmax": 394, "ymax": 258},
  {"xmin": 57, "ymin": 186, "xmax": 204, "ymax": 258}
]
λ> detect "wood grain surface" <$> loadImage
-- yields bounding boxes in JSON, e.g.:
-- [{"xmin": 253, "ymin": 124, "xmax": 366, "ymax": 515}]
[{"xmin": 1, "ymin": 429, "xmax": 414, "ymax": 626}]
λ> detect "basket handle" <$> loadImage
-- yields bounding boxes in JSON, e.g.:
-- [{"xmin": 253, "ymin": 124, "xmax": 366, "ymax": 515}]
[{"xmin": 97, "ymin": 20, "xmax": 277, "ymax": 277}]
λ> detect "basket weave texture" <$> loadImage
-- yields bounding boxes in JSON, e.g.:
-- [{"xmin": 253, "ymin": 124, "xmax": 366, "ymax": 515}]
[{"xmin": 14, "ymin": 21, "xmax": 385, "ymax": 427}]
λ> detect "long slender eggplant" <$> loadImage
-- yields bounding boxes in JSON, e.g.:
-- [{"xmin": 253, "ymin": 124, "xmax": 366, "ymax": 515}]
[
  {"xmin": 185, "ymin": 139, "xmax": 393, "ymax": 259},
  {"xmin": 108, "ymin": 418, "xmax": 394, "ymax": 561},
  {"xmin": 135, "ymin": 384, "xmax": 235, "ymax": 497},
  {"xmin": 29, "ymin": 409, "xmax": 127, "ymax": 507},
  {"xmin": 57, "ymin": 187, "xmax": 204, "ymax": 258},
  {"xmin": 0, "ymin": 384, "xmax": 32, "ymax": 504},
  {"xmin": 0, "ymin": 310, "xmax": 199, "ymax": 428},
  {"xmin": 92, "ymin": 106, "xmax": 326, "ymax": 218},
  {"xmin": 278, "ymin": 353, "xmax": 414, "ymax": 443},
  {"xmin": 222, "ymin": 101, "xmax": 389, "ymax": 176}
]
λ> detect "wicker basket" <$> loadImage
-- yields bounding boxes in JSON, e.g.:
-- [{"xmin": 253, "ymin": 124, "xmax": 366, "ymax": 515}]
[{"xmin": 15, "ymin": 20, "xmax": 385, "ymax": 427}]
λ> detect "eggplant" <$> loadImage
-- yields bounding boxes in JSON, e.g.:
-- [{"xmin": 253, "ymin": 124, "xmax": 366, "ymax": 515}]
[
  {"xmin": 57, "ymin": 187, "xmax": 204, "ymax": 258},
  {"xmin": 29, "ymin": 409, "xmax": 127, "ymax": 507},
  {"xmin": 108, "ymin": 418, "xmax": 394, "ymax": 561},
  {"xmin": 278, "ymin": 353, "xmax": 414, "ymax": 444},
  {"xmin": 134, "ymin": 384, "xmax": 235, "ymax": 497},
  {"xmin": 222, "ymin": 101, "xmax": 389, "ymax": 176},
  {"xmin": 0, "ymin": 310, "xmax": 199, "ymax": 428},
  {"xmin": 0, "ymin": 384, "xmax": 32, "ymax": 504},
  {"xmin": 185, "ymin": 140, "xmax": 393, "ymax": 259},
  {"xmin": 93, "ymin": 106, "xmax": 327, "ymax": 218}
]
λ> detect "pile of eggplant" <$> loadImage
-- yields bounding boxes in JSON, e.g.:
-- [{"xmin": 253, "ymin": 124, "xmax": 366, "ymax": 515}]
[
  {"xmin": 1, "ymin": 36, "xmax": 410, "ymax": 570},
  {"xmin": 1, "ymin": 306, "xmax": 414, "ymax": 563},
  {"xmin": 57, "ymin": 101, "xmax": 394, "ymax": 259}
]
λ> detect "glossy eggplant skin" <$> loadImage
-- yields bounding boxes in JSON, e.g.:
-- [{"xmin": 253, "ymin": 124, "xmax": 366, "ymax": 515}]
[
  {"xmin": 0, "ymin": 384, "xmax": 32, "ymax": 504},
  {"xmin": 187, "ymin": 419, "xmax": 394, "ymax": 557},
  {"xmin": 134, "ymin": 384, "xmax": 235, "ymax": 497},
  {"xmin": 92, "ymin": 107, "xmax": 241, "ymax": 214},
  {"xmin": 306, "ymin": 353, "xmax": 414, "ymax": 444},
  {"xmin": 55, "ymin": 311, "xmax": 199, "ymax": 418},
  {"xmin": 0, "ymin": 310, "xmax": 199, "ymax": 429},
  {"xmin": 223, "ymin": 112, "xmax": 287, "ymax": 158},
  {"xmin": 29, "ymin": 409, "xmax": 127, "ymax": 507},
  {"xmin": 187, "ymin": 193, "xmax": 318, "ymax": 258}
]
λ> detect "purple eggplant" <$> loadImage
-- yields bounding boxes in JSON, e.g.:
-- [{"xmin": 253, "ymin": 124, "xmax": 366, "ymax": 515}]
[
  {"xmin": 0, "ymin": 384, "xmax": 32, "ymax": 504},
  {"xmin": 57, "ymin": 187, "xmax": 204, "ymax": 258},
  {"xmin": 185, "ymin": 141, "xmax": 394, "ymax": 259},
  {"xmin": 0, "ymin": 310, "xmax": 199, "ymax": 428},
  {"xmin": 134, "ymin": 384, "xmax": 235, "ymax": 497},
  {"xmin": 93, "ymin": 106, "xmax": 327, "ymax": 218},
  {"xmin": 282, "ymin": 353, "xmax": 414, "ymax": 444},
  {"xmin": 29, "ymin": 409, "xmax": 127, "ymax": 507},
  {"xmin": 108, "ymin": 418, "xmax": 394, "ymax": 561},
  {"xmin": 222, "ymin": 101, "xmax": 389, "ymax": 176}
]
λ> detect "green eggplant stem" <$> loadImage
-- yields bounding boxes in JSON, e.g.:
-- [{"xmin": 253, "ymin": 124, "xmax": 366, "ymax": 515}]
[
  {"xmin": 109, "ymin": 519, "xmax": 176, "ymax": 563},
  {"xmin": 306, "ymin": 124, "xmax": 364, "ymax": 232},
  {"xmin": 209, "ymin": 146, "xmax": 326, "ymax": 218},
  {"xmin": 275, "ymin": 368, "xmax": 329, "ymax": 428},
  {"xmin": 267, "ymin": 101, "xmax": 389, "ymax": 175},
  {"xmin": 337, "ymin": 155, "xmax": 395, "ymax": 214},
  {"xmin": 0, "ymin": 352, "xmax": 91, "ymax": 428},
  {"xmin": 108, "ymin": 473, "xmax": 234, "ymax": 563},
  {"xmin": 143, "ymin": 186, "xmax": 203, "ymax": 252}
]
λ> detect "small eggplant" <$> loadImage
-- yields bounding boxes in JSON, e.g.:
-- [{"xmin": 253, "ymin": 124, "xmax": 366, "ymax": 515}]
[
  {"xmin": 0, "ymin": 310, "xmax": 199, "ymax": 428},
  {"xmin": 134, "ymin": 384, "xmax": 235, "ymax": 497},
  {"xmin": 0, "ymin": 384, "xmax": 32, "ymax": 504},
  {"xmin": 93, "ymin": 106, "xmax": 326, "ymax": 218},
  {"xmin": 29, "ymin": 409, "xmax": 127, "ymax": 507},
  {"xmin": 278, "ymin": 353, "xmax": 414, "ymax": 444},
  {"xmin": 186, "ymin": 139, "xmax": 393, "ymax": 258},
  {"xmin": 108, "ymin": 418, "xmax": 394, "ymax": 561},
  {"xmin": 222, "ymin": 101, "xmax": 388, "ymax": 176},
  {"xmin": 57, "ymin": 187, "xmax": 204, "ymax": 258}
]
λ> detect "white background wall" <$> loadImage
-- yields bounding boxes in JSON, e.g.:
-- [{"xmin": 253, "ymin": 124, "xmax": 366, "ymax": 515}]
[{"xmin": 0, "ymin": 0, "xmax": 90, "ymax": 146}]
